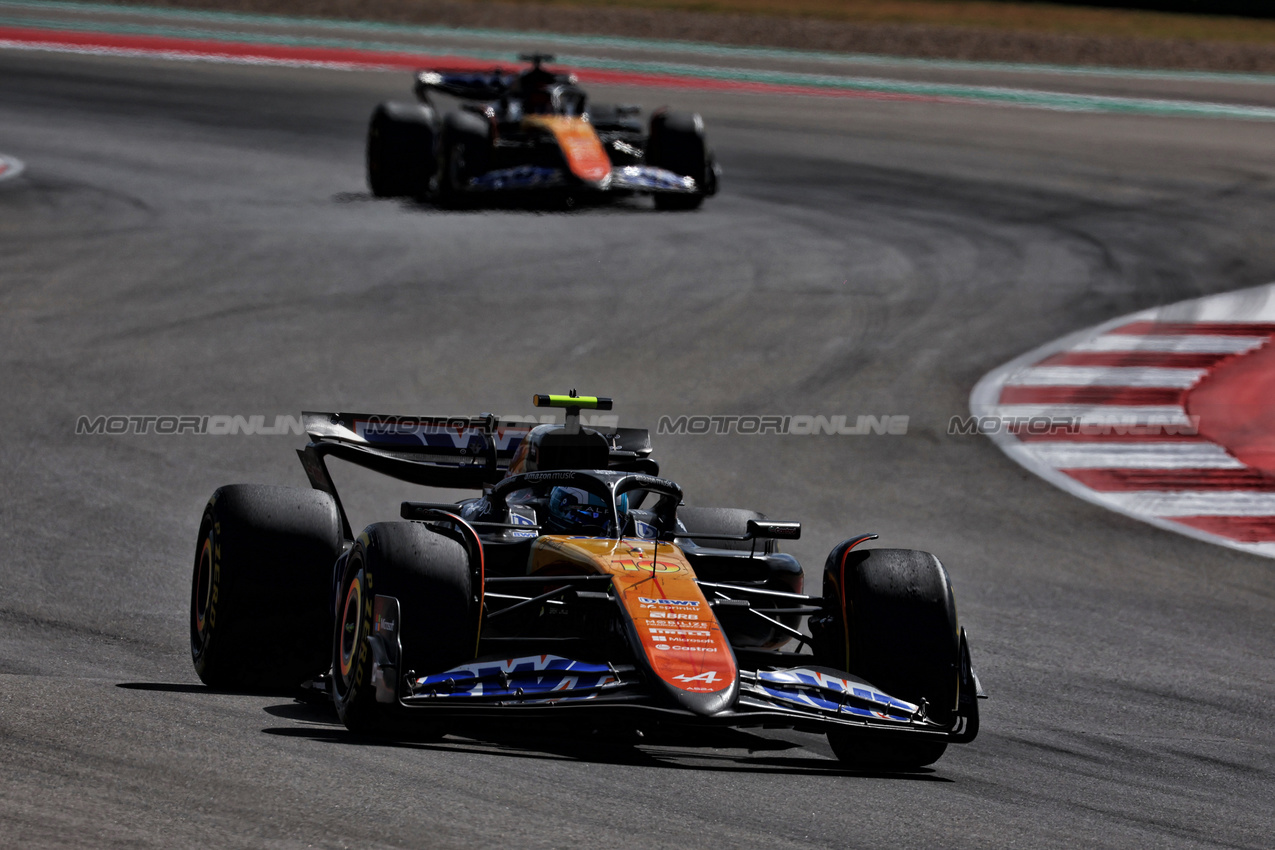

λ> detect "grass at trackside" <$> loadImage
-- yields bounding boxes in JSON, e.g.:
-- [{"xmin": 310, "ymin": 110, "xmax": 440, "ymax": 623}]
[{"xmin": 479, "ymin": 0, "xmax": 1275, "ymax": 45}]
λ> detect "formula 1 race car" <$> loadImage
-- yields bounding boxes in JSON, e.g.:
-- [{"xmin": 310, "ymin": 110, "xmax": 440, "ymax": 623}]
[
  {"xmin": 189, "ymin": 394, "xmax": 983, "ymax": 770},
  {"xmin": 365, "ymin": 54, "xmax": 719, "ymax": 209}
]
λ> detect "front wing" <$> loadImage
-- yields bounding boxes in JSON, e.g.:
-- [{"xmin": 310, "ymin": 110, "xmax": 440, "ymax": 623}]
[
  {"xmin": 467, "ymin": 165, "xmax": 697, "ymax": 194},
  {"xmin": 375, "ymin": 651, "xmax": 963, "ymax": 741}
]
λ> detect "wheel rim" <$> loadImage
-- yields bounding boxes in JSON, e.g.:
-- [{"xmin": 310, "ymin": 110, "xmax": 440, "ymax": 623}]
[
  {"xmin": 338, "ymin": 572, "xmax": 363, "ymax": 682},
  {"xmin": 191, "ymin": 531, "xmax": 213, "ymax": 651}
]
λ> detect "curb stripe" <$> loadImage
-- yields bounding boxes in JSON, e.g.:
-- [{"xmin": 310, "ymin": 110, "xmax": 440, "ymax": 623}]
[
  {"xmin": 1072, "ymin": 334, "xmax": 1268, "ymax": 353},
  {"xmin": 990, "ymin": 403, "xmax": 1192, "ymax": 423},
  {"xmin": 1014, "ymin": 430, "xmax": 1206, "ymax": 443},
  {"xmin": 1038, "ymin": 351, "xmax": 1235, "ymax": 368},
  {"xmin": 1113, "ymin": 321, "xmax": 1275, "ymax": 336},
  {"xmin": 972, "ymin": 282, "xmax": 1275, "ymax": 558},
  {"xmin": 1066, "ymin": 468, "xmax": 1275, "ymax": 491},
  {"xmin": 1174, "ymin": 516, "xmax": 1275, "ymax": 542},
  {"xmin": 1005, "ymin": 366, "xmax": 1207, "ymax": 387},
  {"xmin": 1029, "ymin": 443, "xmax": 1243, "ymax": 468},
  {"xmin": 1100, "ymin": 492, "xmax": 1275, "ymax": 516},
  {"xmin": 0, "ymin": 152, "xmax": 23, "ymax": 181},
  {"xmin": 997, "ymin": 386, "xmax": 1186, "ymax": 405}
]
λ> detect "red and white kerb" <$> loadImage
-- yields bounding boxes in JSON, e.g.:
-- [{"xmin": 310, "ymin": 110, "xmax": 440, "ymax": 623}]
[{"xmin": 972, "ymin": 283, "xmax": 1275, "ymax": 559}]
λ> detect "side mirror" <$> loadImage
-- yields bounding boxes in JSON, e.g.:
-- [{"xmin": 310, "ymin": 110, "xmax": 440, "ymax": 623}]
[{"xmin": 746, "ymin": 520, "xmax": 801, "ymax": 541}]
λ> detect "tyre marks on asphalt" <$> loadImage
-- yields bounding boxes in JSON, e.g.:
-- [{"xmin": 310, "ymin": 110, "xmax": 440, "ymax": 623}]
[{"xmin": 972, "ymin": 283, "xmax": 1275, "ymax": 559}]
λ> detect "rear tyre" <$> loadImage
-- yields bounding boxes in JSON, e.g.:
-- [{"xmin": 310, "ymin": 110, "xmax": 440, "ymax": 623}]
[
  {"xmin": 647, "ymin": 111, "xmax": 715, "ymax": 211},
  {"xmin": 332, "ymin": 521, "xmax": 478, "ymax": 734},
  {"xmin": 817, "ymin": 546, "xmax": 960, "ymax": 770},
  {"xmin": 190, "ymin": 485, "xmax": 342, "ymax": 692},
  {"xmin": 435, "ymin": 111, "xmax": 491, "ymax": 209},
  {"xmin": 366, "ymin": 101, "xmax": 438, "ymax": 199}
]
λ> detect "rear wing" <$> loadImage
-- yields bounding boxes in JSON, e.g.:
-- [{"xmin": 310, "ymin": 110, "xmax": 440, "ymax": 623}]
[
  {"xmin": 296, "ymin": 411, "xmax": 656, "ymax": 539},
  {"xmin": 413, "ymin": 65, "xmax": 577, "ymax": 103},
  {"xmin": 414, "ymin": 69, "xmax": 515, "ymax": 102}
]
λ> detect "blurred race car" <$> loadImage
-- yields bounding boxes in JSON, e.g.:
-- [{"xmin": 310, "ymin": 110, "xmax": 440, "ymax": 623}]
[
  {"xmin": 365, "ymin": 54, "xmax": 719, "ymax": 209},
  {"xmin": 189, "ymin": 394, "xmax": 983, "ymax": 770}
]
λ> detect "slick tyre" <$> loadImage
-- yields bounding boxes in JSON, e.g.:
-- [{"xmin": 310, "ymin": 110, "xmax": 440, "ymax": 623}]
[
  {"xmin": 366, "ymin": 101, "xmax": 438, "ymax": 198},
  {"xmin": 435, "ymin": 111, "xmax": 491, "ymax": 209},
  {"xmin": 819, "ymin": 546, "xmax": 960, "ymax": 770},
  {"xmin": 647, "ymin": 111, "xmax": 715, "ymax": 210},
  {"xmin": 190, "ymin": 485, "xmax": 342, "ymax": 692},
  {"xmin": 332, "ymin": 521, "xmax": 478, "ymax": 734}
]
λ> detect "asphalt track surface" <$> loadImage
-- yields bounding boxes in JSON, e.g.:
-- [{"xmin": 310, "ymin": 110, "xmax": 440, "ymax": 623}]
[{"xmin": 2, "ymin": 29, "xmax": 1274, "ymax": 850}]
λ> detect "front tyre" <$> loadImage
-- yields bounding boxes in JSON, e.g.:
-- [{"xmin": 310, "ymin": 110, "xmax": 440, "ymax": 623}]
[
  {"xmin": 190, "ymin": 485, "xmax": 342, "ymax": 692},
  {"xmin": 332, "ymin": 522, "xmax": 478, "ymax": 734},
  {"xmin": 366, "ymin": 101, "xmax": 438, "ymax": 199},
  {"xmin": 816, "ymin": 546, "xmax": 960, "ymax": 770},
  {"xmin": 647, "ymin": 111, "xmax": 715, "ymax": 211}
]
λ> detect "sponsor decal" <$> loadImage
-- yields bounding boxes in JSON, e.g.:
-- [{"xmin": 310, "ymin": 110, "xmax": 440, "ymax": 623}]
[
  {"xmin": 646, "ymin": 626, "xmax": 711, "ymax": 637},
  {"xmin": 412, "ymin": 655, "xmax": 621, "ymax": 700},
  {"xmin": 613, "ymin": 558, "xmax": 681, "ymax": 573},
  {"xmin": 523, "ymin": 471, "xmax": 582, "ymax": 482},
  {"xmin": 748, "ymin": 668, "xmax": 918, "ymax": 721},
  {"xmin": 638, "ymin": 596, "xmax": 699, "ymax": 608}
]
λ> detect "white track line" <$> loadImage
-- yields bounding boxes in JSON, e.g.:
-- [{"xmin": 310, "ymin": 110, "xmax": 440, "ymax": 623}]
[
  {"xmin": 1021, "ymin": 443, "xmax": 1243, "ymax": 469},
  {"xmin": 0, "ymin": 152, "xmax": 24, "ymax": 181},
  {"xmin": 1072, "ymin": 334, "xmax": 1268, "ymax": 354},
  {"xmin": 1005, "ymin": 366, "xmax": 1208, "ymax": 387},
  {"xmin": 1101, "ymin": 492, "xmax": 1275, "ymax": 517}
]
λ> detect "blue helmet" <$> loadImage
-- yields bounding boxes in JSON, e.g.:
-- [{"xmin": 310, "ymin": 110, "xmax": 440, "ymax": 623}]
[{"xmin": 546, "ymin": 487, "xmax": 628, "ymax": 535}]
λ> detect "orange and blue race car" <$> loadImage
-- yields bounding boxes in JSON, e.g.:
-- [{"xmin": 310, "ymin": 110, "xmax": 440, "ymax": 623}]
[
  {"xmin": 366, "ymin": 54, "xmax": 719, "ymax": 209},
  {"xmin": 189, "ymin": 394, "xmax": 983, "ymax": 770}
]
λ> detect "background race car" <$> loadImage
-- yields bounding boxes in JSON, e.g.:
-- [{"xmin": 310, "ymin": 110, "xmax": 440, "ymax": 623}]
[
  {"xmin": 190, "ymin": 394, "xmax": 984, "ymax": 771},
  {"xmin": 366, "ymin": 54, "xmax": 720, "ymax": 209}
]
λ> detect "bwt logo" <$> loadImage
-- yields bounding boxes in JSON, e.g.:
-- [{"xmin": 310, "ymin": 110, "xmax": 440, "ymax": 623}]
[
  {"xmin": 76, "ymin": 415, "xmax": 305, "ymax": 436},
  {"xmin": 657, "ymin": 415, "xmax": 908, "ymax": 436}
]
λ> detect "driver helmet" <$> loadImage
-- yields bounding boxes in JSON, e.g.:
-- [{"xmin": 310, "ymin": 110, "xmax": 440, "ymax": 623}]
[
  {"xmin": 545, "ymin": 487, "xmax": 628, "ymax": 536},
  {"xmin": 525, "ymin": 85, "xmax": 552, "ymax": 115}
]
